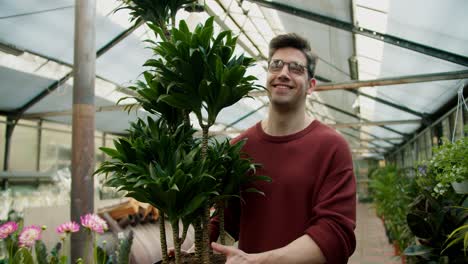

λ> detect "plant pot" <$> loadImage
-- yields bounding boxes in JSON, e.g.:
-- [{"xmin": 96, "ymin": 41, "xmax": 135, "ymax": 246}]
[
  {"xmin": 393, "ymin": 240, "xmax": 401, "ymax": 256},
  {"xmin": 451, "ymin": 180, "xmax": 468, "ymax": 194},
  {"xmin": 154, "ymin": 252, "xmax": 226, "ymax": 264},
  {"xmin": 401, "ymin": 254, "xmax": 406, "ymax": 264}
]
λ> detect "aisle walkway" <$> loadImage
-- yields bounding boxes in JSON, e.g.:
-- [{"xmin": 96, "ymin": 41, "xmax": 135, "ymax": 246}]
[{"xmin": 349, "ymin": 203, "xmax": 402, "ymax": 264}]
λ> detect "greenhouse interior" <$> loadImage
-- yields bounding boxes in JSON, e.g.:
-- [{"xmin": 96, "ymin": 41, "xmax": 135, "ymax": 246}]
[{"xmin": 0, "ymin": 0, "xmax": 467, "ymax": 263}]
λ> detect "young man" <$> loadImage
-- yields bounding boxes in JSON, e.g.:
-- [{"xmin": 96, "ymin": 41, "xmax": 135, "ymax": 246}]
[{"xmin": 210, "ymin": 33, "xmax": 356, "ymax": 263}]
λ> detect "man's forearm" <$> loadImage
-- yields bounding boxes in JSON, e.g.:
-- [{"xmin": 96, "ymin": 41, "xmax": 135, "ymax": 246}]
[{"xmin": 255, "ymin": 235, "xmax": 326, "ymax": 264}]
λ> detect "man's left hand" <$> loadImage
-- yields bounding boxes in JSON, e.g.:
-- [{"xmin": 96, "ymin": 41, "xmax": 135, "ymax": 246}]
[{"xmin": 211, "ymin": 242, "xmax": 261, "ymax": 264}]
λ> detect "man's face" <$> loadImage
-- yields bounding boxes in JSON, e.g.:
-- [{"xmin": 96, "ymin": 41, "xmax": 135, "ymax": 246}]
[{"xmin": 266, "ymin": 47, "xmax": 315, "ymax": 108}]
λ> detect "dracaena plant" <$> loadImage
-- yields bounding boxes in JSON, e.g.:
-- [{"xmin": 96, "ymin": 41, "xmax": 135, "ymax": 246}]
[{"xmin": 97, "ymin": 1, "xmax": 268, "ymax": 264}]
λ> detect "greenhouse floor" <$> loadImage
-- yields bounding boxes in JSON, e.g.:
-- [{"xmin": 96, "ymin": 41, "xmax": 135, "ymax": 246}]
[{"xmin": 349, "ymin": 202, "xmax": 402, "ymax": 264}]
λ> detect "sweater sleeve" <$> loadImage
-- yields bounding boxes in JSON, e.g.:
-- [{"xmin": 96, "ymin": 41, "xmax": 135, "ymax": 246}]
[{"xmin": 305, "ymin": 138, "xmax": 357, "ymax": 263}]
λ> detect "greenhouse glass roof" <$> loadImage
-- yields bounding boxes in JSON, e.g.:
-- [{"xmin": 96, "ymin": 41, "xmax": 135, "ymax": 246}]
[{"xmin": 0, "ymin": 0, "xmax": 467, "ymax": 159}]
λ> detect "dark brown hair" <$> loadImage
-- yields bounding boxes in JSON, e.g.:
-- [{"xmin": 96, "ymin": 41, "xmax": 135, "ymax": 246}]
[{"xmin": 268, "ymin": 33, "xmax": 318, "ymax": 78}]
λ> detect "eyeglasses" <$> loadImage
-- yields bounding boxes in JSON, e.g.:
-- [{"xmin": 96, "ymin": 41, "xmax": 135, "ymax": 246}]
[{"xmin": 268, "ymin": 59, "xmax": 307, "ymax": 75}]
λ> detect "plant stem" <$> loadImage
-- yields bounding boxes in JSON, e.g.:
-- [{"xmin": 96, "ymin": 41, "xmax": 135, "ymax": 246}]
[
  {"xmin": 159, "ymin": 213, "xmax": 169, "ymax": 264},
  {"xmin": 182, "ymin": 110, "xmax": 190, "ymax": 127},
  {"xmin": 201, "ymin": 125, "xmax": 209, "ymax": 159},
  {"xmin": 7, "ymin": 237, "xmax": 13, "ymax": 260},
  {"xmin": 93, "ymin": 234, "xmax": 98, "ymax": 264},
  {"xmin": 200, "ymin": 124, "xmax": 211, "ymax": 263},
  {"xmin": 194, "ymin": 216, "xmax": 203, "ymax": 263},
  {"xmin": 202, "ymin": 204, "xmax": 211, "ymax": 264},
  {"xmin": 172, "ymin": 221, "xmax": 182, "ymax": 264},
  {"xmin": 218, "ymin": 201, "xmax": 226, "ymax": 245}
]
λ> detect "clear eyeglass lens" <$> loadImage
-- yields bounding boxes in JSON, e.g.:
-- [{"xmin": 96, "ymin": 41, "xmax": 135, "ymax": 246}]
[{"xmin": 269, "ymin": 60, "xmax": 305, "ymax": 75}]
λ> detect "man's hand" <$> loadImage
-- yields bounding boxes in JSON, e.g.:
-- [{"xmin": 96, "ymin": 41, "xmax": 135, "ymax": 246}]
[{"xmin": 211, "ymin": 242, "xmax": 261, "ymax": 264}]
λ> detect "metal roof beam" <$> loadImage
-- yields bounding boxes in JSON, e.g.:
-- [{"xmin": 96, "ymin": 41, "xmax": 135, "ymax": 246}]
[
  {"xmin": 306, "ymin": 108, "xmax": 387, "ymax": 148},
  {"xmin": 330, "ymin": 119, "xmax": 421, "ymax": 128},
  {"xmin": 359, "ymin": 137, "xmax": 402, "ymax": 142},
  {"xmin": 250, "ymin": 70, "xmax": 468, "ymax": 97},
  {"xmin": 314, "ymin": 70, "xmax": 468, "ymax": 91},
  {"xmin": 223, "ymin": 104, "xmax": 267, "ymax": 130},
  {"xmin": 309, "ymin": 99, "xmax": 408, "ymax": 137},
  {"xmin": 10, "ymin": 21, "xmax": 143, "ymax": 119},
  {"xmin": 21, "ymin": 104, "xmax": 139, "ymax": 119},
  {"xmin": 248, "ymin": 0, "xmax": 468, "ymax": 67},
  {"xmin": 346, "ymin": 90, "xmax": 425, "ymax": 118}
]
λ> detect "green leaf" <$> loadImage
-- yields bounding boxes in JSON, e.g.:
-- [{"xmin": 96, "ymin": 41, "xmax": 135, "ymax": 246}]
[
  {"xmin": 407, "ymin": 213, "xmax": 433, "ymax": 239},
  {"xmin": 247, "ymin": 175, "xmax": 272, "ymax": 183},
  {"xmin": 243, "ymin": 187, "xmax": 265, "ymax": 196},
  {"xmin": 99, "ymin": 147, "xmax": 120, "ymax": 158},
  {"xmin": 183, "ymin": 194, "xmax": 207, "ymax": 217},
  {"xmin": 13, "ymin": 247, "xmax": 34, "ymax": 264},
  {"xmin": 35, "ymin": 240, "xmax": 49, "ymax": 264},
  {"xmin": 403, "ymin": 244, "xmax": 432, "ymax": 256}
]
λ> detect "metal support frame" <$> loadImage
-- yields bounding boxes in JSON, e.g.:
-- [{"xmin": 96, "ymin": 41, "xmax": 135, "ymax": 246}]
[
  {"xmin": 314, "ymin": 70, "xmax": 468, "ymax": 91},
  {"xmin": 1, "ymin": 19, "xmax": 143, "ymax": 171},
  {"xmin": 2, "ymin": 117, "xmax": 14, "ymax": 188},
  {"xmin": 0, "ymin": 41, "xmax": 126, "ymax": 89},
  {"xmin": 36, "ymin": 120, "xmax": 42, "ymax": 171},
  {"xmin": 250, "ymin": 70, "xmax": 468, "ymax": 97},
  {"xmin": 223, "ymin": 104, "xmax": 267, "ymax": 130},
  {"xmin": 70, "ymin": 0, "xmax": 96, "ymax": 261},
  {"xmin": 388, "ymin": 88, "xmax": 468, "ymax": 158},
  {"xmin": 208, "ymin": 1, "xmax": 333, "ymax": 83},
  {"xmin": 310, "ymin": 99, "xmax": 407, "ymax": 137},
  {"xmin": 346, "ymin": 90, "xmax": 425, "ymax": 119},
  {"xmin": 248, "ymin": 0, "xmax": 468, "ymax": 67},
  {"xmin": 12, "ymin": 21, "xmax": 143, "ymax": 119},
  {"xmin": 330, "ymin": 119, "xmax": 421, "ymax": 128},
  {"xmin": 306, "ymin": 108, "xmax": 386, "ymax": 149},
  {"xmin": 22, "ymin": 104, "xmax": 138, "ymax": 119}
]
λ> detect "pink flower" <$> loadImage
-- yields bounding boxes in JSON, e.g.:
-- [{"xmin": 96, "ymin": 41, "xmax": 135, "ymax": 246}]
[
  {"xmin": 56, "ymin": 221, "xmax": 80, "ymax": 234},
  {"xmin": 80, "ymin": 214, "xmax": 108, "ymax": 234},
  {"xmin": 0, "ymin": 221, "xmax": 18, "ymax": 239},
  {"xmin": 18, "ymin": 225, "xmax": 42, "ymax": 247}
]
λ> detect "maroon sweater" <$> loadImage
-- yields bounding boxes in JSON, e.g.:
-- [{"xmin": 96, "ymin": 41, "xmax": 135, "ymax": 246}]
[{"xmin": 210, "ymin": 120, "xmax": 356, "ymax": 263}]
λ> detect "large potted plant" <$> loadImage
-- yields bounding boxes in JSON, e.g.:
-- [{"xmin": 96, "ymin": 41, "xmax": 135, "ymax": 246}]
[{"xmin": 95, "ymin": 1, "xmax": 269, "ymax": 264}]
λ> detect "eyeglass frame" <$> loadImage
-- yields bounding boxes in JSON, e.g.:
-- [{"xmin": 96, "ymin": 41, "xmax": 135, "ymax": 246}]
[{"xmin": 267, "ymin": 59, "xmax": 313, "ymax": 78}]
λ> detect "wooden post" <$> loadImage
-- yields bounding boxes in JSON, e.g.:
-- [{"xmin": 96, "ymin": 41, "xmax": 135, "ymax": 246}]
[{"xmin": 70, "ymin": 0, "xmax": 96, "ymax": 262}]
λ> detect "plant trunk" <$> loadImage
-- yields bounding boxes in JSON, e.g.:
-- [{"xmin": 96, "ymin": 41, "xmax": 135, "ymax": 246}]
[
  {"xmin": 202, "ymin": 204, "xmax": 212, "ymax": 264},
  {"xmin": 194, "ymin": 217, "xmax": 203, "ymax": 263},
  {"xmin": 159, "ymin": 213, "xmax": 169, "ymax": 264},
  {"xmin": 201, "ymin": 125, "xmax": 209, "ymax": 159},
  {"xmin": 200, "ymin": 125, "xmax": 211, "ymax": 263},
  {"xmin": 172, "ymin": 221, "xmax": 182, "ymax": 264},
  {"xmin": 218, "ymin": 201, "xmax": 226, "ymax": 245},
  {"xmin": 182, "ymin": 109, "xmax": 190, "ymax": 127}
]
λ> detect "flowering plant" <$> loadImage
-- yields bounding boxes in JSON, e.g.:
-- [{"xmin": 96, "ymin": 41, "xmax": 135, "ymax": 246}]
[
  {"xmin": 427, "ymin": 137, "xmax": 468, "ymax": 195},
  {"xmin": 0, "ymin": 213, "xmax": 132, "ymax": 264}
]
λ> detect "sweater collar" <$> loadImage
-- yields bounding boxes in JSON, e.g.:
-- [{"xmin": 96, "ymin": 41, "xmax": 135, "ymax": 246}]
[{"xmin": 256, "ymin": 119, "xmax": 320, "ymax": 142}]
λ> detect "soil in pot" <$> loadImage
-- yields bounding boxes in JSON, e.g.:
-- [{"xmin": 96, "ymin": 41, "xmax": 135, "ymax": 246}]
[{"xmin": 154, "ymin": 252, "xmax": 226, "ymax": 264}]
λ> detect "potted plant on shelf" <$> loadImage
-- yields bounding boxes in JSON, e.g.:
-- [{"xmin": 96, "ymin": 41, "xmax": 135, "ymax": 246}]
[
  {"xmin": 369, "ymin": 165, "xmax": 415, "ymax": 261},
  {"xmin": 95, "ymin": 1, "xmax": 269, "ymax": 264},
  {"xmin": 403, "ymin": 164, "xmax": 468, "ymax": 263}
]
